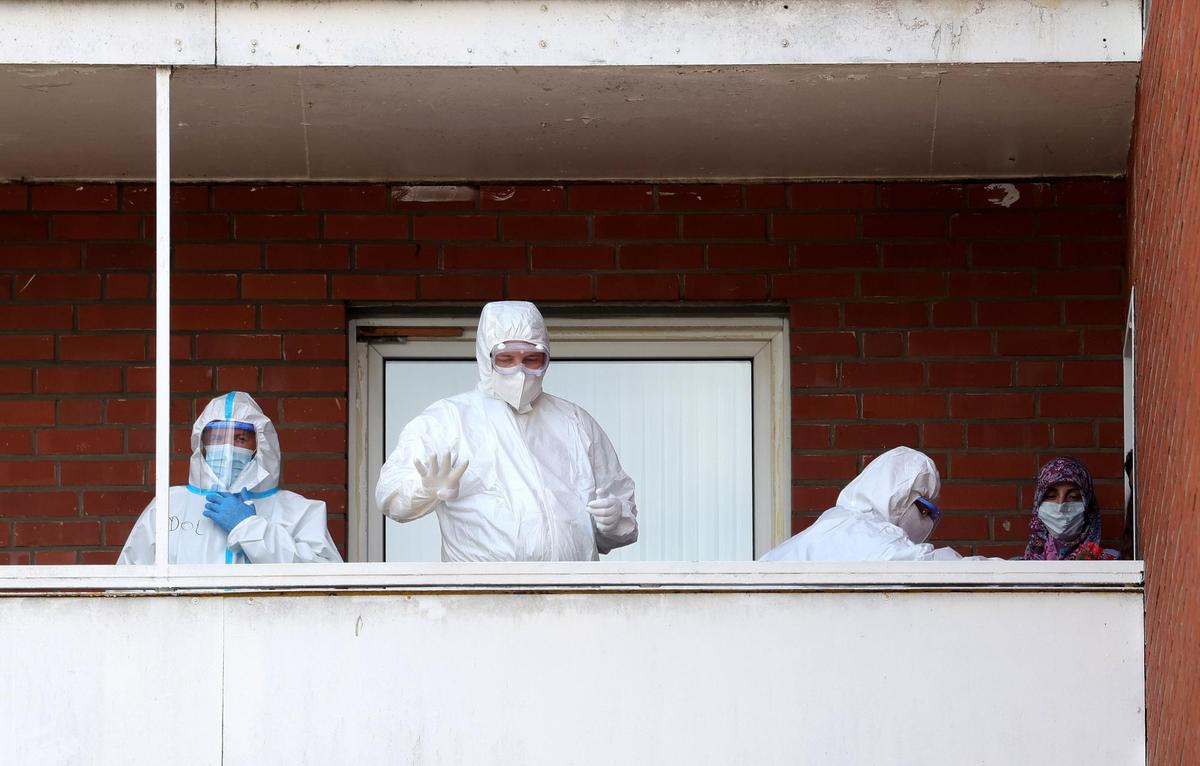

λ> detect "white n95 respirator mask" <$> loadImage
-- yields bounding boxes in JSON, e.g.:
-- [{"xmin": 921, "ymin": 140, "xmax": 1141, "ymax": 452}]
[
  {"xmin": 491, "ymin": 369, "xmax": 543, "ymax": 413},
  {"xmin": 1037, "ymin": 501, "xmax": 1087, "ymax": 539}
]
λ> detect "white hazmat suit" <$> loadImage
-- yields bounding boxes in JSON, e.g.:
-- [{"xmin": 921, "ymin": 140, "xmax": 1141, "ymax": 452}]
[
  {"xmin": 118, "ymin": 391, "xmax": 343, "ymax": 565},
  {"xmin": 762, "ymin": 446, "xmax": 963, "ymax": 561},
  {"xmin": 375, "ymin": 301, "xmax": 638, "ymax": 561}
]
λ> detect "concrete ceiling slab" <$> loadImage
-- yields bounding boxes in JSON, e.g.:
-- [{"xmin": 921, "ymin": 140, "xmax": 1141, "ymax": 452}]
[
  {"xmin": 288, "ymin": 66, "xmax": 939, "ymax": 180},
  {"xmin": 932, "ymin": 64, "xmax": 1139, "ymax": 177},
  {"xmin": 0, "ymin": 63, "xmax": 1137, "ymax": 181},
  {"xmin": 172, "ymin": 67, "xmax": 310, "ymax": 178},
  {"xmin": 0, "ymin": 66, "xmax": 156, "ymax": 179}
]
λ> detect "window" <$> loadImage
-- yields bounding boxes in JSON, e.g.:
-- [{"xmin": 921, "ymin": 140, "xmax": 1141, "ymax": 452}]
[
  {"xmin": 1123, "ymin": 288, "xmax": 1137, "ymax": 557},
  {"xmin": 348, "ymin": 316, "xmax": 791, "ymax": 562}
]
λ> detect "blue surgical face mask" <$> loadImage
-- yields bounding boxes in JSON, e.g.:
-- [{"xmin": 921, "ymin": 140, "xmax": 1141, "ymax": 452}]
[
  {"xmin": 1038, "ymin": 501, "xmax": 1087, "ymax": 540},
  {"xmin": 205, "ymin": 445, "xmax": 255, "ymax": 490}
]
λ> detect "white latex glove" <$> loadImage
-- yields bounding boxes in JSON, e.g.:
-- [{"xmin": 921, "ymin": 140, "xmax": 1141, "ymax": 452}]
[
  {"xmin": 587, "ymin": 490, "xmax": 622, "ymax": 534},
  {"xmin": 414, "ymin": 450, "xmax": 469, "ymax": 501}
]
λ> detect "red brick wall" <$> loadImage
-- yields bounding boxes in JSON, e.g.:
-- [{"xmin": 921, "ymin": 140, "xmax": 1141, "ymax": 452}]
[
  {"xmin": 0, "ymin": 180, "xmax": 1125, "ymax": 564},
  {"xmin": 1129, "ymin": 0, "xmax": 1200, "ymax": 762}
]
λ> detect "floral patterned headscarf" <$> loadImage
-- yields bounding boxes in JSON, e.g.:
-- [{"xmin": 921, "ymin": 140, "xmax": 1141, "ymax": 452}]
[{"xmin": 1023, "ymin": 456, "xmax": 1103, "ymax": 560}]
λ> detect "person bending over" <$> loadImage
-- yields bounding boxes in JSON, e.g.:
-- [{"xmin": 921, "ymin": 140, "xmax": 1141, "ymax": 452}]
[{"xmin": 761, "ymin": 446, "xmax": 963, "ymax": 561}]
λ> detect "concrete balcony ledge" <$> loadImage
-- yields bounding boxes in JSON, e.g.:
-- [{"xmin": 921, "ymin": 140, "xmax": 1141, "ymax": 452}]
[
  {"xmin": 0, "ymin": 559, "xmax": 1146, "ymax": 764},
  {"xmin": 0, "ymin": 560, "xmax": 1145, "ymax": 595},
  {"xmin": 0, "ymin": 0, "xmax": 1141, "ymax": 67}
]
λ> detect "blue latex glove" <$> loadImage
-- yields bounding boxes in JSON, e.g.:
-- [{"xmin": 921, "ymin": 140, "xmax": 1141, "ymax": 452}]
[{"xmin": 203, "ymin": 489, "xmax": 255, "ymax": 534}]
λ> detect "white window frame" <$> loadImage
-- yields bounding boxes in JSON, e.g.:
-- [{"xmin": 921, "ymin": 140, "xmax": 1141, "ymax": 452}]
[
  {"xmin": 347, "ymin": 315, "xmax": 791, "ymax": 563},
  {"xmin": 1123, "ymin": 288, "xmax": 1137, "ymax": 558}
]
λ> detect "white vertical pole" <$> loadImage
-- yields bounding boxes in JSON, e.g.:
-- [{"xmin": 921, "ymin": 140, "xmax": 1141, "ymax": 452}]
[{"xmin": 154, "ymin": 67, "xmax": 172, "ymax": 569}]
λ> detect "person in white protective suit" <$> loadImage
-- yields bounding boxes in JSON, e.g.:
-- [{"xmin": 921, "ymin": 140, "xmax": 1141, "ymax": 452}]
[
  {"xmin": 375, "ymin": 301, "xmax": 638, "ymax": 562},
  {"xmin": 761, "ymin": 446, "xmax": 964, "ymax": 561},
  {"xmin": 118, "ymin": 391, "xmax": 343, "ymax": 565}
]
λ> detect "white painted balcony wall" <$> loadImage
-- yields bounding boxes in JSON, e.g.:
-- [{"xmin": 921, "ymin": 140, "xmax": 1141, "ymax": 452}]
[{"xmin": 0, "ymin": 562, "xmax": 1146, "ymax": 766}]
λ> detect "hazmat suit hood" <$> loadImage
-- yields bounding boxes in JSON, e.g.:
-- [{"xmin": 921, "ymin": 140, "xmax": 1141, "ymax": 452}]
[
  {"xmin": 836, "ymin": 446, "xmax": 940, "ymax": 526},
  {"xmin": 475, "ymin": 301, "xmax": 551, "ymax": 410},
  {"xmin": 187, "ymin": 391, "xmax": 281, "ymax": 495}
]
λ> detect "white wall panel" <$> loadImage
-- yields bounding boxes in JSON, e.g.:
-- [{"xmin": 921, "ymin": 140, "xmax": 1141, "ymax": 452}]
[
  {"xmin": 0, "ymin": 585, "xmax": 1145, "ymax": 765},
  {"xmin": 0, "ymin": 1, "xmax": 215, "ymax": 65},
  {"xmin": 0, "ymin": 0, "xmax": 1140, "ymax": 67},
  {"xmin": 0, "ymin": 597, "xmax": 223, "ymax": 766},
  {"xmin": 214, "ymin": 0, "xmax": 1140, "ymax": 67}
]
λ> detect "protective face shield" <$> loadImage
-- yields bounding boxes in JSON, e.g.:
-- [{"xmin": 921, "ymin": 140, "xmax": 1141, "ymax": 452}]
[
  {"xmin": 489, "ymin": 340, "xmax": 548, "ymax": 412},
  {"xmin": 202, "ymin": 420, "xmax": 257, "ymax": 490},
  {"xmin": 896, "ymin": 496, "xmax": 941, "ymax": 544},
  {"xmin": 1037, "ymin": 501, "xmax": 1087, "ymax": 540}
]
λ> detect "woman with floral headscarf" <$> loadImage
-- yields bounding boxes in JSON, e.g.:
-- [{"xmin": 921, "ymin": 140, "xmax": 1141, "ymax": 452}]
[{"xmin": 1023, "ymin": 456, "xmax": 1118, "ymax": 560}]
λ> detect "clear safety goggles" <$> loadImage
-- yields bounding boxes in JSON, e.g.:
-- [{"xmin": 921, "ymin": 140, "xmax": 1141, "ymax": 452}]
[
  {"xmin": 200, "ymin": 420, "xmax": 258, "ymax": 450},
  {"xmin": 914, "ymin": 496, "xmax": 942, "ymax": 523},
  {"xmin": 490, "ymin": 341, "xmax": 549, "ymax": 376}
]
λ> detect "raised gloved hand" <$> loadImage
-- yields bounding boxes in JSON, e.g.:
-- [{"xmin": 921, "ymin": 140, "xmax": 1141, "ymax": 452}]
[
  {"xmin": 587, "ymin": 490, "xmax": 623, "ymax": 534},
  {"xmin": 203, "ymin": 489, "xmax": 255, "ymax": 533},
  {"xmin": 415, "ymin": 450, "xmax": 469, "ymax": 501}
]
